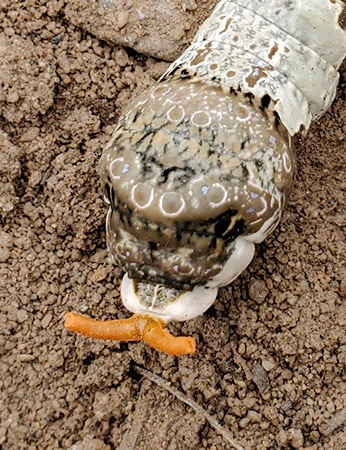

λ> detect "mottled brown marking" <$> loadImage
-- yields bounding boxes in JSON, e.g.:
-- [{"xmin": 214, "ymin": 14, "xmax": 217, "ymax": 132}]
[
  {"xmin": 268, "ymin": 42, "xmax": 279, "ymax": 59},
  {"xmin": 220, "ymin": 17, "xmax": 233, "ymax": 34},
  {"xmin": 245, "ymin": 67, "xmax": 268, "ymax": 88},
  {"xmin": 226, "ymin": 69, "xmax": 236, "ymax": 77},
  {"xmin": 190, "ymin": 47, "xmax": 209, "ymax": 66}
]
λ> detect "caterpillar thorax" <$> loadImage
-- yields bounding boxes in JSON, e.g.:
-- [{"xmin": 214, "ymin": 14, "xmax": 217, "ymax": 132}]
[{"xmin": 99, "ymin": 0, "xmax": 346, "ymax": 322}]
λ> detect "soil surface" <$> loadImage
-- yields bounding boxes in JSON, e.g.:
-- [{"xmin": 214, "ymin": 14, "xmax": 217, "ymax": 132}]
[{"xmin": 1, "ymin": 1, "xmax": 346, "ymax": 449}]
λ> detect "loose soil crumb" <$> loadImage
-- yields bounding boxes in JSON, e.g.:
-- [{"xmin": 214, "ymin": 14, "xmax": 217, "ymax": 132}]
[{"xmin": 1, "ymin": 1, "xmax": 346, "ymax": 449}]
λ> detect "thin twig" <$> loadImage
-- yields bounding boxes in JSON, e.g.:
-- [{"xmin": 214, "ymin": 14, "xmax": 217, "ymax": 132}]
[
  {"xmin": 116, "ymin": 381, "xmax": 148, "ymax": 450},
  {"xmin": 134, "ymin": 365, "xmax": 245, "ymax": 450}
]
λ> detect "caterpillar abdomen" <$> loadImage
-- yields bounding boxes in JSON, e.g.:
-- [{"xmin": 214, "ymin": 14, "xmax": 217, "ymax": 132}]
[
  {"xmin": 66, "ymin": 1, "xmax": 346, "ymax": 353},
  {"xmin": 166, "ymin": 0, "xmax": 346, "ymax": 135}
]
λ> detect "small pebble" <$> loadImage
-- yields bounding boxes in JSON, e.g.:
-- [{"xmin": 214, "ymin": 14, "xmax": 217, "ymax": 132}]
[
  {"xmin": 92, "ymin": 267, "xmax": 108, "ymax": 283},
  {"xmin": 248, "ymin": 278, "xmax": 269, "ymax": 304},
  {"xmin": 41, "ymin": 313, "xmax": 53, "ymax": 329},
  {"xmin": 117, "ymin": 11, "xmax": 129, "ymax": 29},
  {"xmin": 20, "ymin": 127, "xmax": 40, "ymax": 142},
  {"xmin": 288, "ymin": 428, "xmax": 304, "ymax": 448},
  {"xmin": 17, "ymin": 310, "xmax": 29, "ymax": 323},
  {"xmin": 0, "ymin": 232, "xmax": 14, "ymax": 248},
  {"xmin": 114, "ymin": 48, "xmax": 129, "ymax": 67},
  {"xmin": 262, "ymin": 358, "xmax": 276, "ymax": 371},
  {"xmin": 339, "ymin": 278, "xmax": 346, "ymax": 297},
  {"xmin": 0, "ymin": 249, "xmax": 10, "ymax": 262}
]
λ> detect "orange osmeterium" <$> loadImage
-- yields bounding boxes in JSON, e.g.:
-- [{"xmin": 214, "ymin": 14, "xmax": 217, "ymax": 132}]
[{"xmin": 64, "ymin": 312, "xmax": 196, "ymax": 355}]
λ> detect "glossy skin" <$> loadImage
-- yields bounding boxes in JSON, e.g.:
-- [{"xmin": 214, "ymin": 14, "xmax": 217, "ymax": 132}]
[
  {"xmin": 100, "ymin": 84, "xmax": 294, "ymax": 320},
  {"xmin": 66, "ymin": 1, "xmax": 346, "ymax": 353},
  {"xmin": 101, "ymin": 84, "xmax": 294, "ymax": 292}
]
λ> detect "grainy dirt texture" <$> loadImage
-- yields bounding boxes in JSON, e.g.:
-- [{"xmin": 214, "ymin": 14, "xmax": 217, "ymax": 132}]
[
  {"xmin": 1, "ymin": 1, "xmax": 346, "ymax": 449},
  {"xmin": 65, "ymin": 0, "xmax": 219, "ymax": 61}
]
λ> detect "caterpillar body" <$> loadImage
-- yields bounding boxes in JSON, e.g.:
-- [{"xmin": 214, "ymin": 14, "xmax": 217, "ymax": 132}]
[{"xmin": 65, "ymin": 1, "xmax": 346, "ymax": 354}]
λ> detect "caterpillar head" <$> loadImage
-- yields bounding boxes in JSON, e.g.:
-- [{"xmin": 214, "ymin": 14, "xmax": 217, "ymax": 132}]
[{"xmin": 100, "ymin": 78, "xmax": 295, "ymax": 321}]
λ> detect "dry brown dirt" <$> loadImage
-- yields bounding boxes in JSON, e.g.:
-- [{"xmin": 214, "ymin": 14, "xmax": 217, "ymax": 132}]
[{"xmin": 1, "ymin": 1, "xmax": 346, "ymax": 449}]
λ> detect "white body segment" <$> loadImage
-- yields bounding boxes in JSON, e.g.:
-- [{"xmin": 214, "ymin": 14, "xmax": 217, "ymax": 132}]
[
  {"xmin": 101, "ymin": 0, "xmax": 346, "ymax": 324},
  {"xmin": 166, "ymin": 0, "xmax": 346, "ymax": 135},
  {"xmin": 121, "ymin": 273, "xmax": 218, "ymax": 322}
]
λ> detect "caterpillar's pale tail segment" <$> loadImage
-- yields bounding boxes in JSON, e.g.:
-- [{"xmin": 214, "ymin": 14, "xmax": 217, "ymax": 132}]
[{"xmin": 64, "ymin": 312, "xmax": 196, "ymax": 355}]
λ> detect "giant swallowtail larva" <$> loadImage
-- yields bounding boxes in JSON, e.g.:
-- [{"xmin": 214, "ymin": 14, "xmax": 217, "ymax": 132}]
[{"xmin": 65, "ymin": 0, "xmax": 346, "ymax": 354}]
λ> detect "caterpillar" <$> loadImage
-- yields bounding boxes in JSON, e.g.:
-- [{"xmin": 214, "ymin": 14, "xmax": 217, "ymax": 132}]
[{"xmin": 65, "ymin": 0, "xmax": 346, "ymax": 354}]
